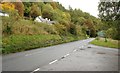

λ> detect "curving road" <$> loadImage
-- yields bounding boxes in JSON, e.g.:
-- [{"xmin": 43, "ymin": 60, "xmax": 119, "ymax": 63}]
[{"xmin": 2, "ymin": 38, "xmax": 118, "ymax": 72}]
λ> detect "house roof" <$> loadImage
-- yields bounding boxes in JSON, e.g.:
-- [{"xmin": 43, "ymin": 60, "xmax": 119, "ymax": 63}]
[{"xmin": 35, "ymin": 16, "xmax": 56, "ymax": 24}]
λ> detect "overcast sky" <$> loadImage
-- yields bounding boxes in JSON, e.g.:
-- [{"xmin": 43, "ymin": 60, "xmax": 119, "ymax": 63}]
[{"xmin": 54, "ymin": 0, "xmax": 100, "ymax": 17}]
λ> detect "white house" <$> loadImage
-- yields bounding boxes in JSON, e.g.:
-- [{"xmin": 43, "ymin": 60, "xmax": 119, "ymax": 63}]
[
  {"xmin": 34, "ymin": 16, "xmax": 43, "ymax": 22},
  {"xmin": 0, "ymin": 10, "xmax": 9, "ymax": 17},
  {"xmin": 34, "ymin": 16, "xmax": 56, "ymax": 25}
]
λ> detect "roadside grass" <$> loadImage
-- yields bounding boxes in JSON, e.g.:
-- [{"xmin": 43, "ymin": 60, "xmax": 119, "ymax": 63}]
[
  {"xmin": 2, "ymin": 34, "xmax": 62, "ymax": 54},
  {"xmin": 2, "ymin": 34, "xmax": 85, "ymax": 54},
  {"xmin": 90, "ymin": 37, "xmax": 119, "ymax": 49}
]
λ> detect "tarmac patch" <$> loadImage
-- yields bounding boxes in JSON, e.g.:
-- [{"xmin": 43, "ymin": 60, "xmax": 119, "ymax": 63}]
[
  {"xmin": 97, "ymin": 52, "xmax": 106, "ymax": 54},
  {"xmin": 115, "ymin": 54, "xmax": 120, "ymax": 56},
  {"xmin": 80, "ymin": 49, "xmax": 85, "ymax": 50},
  {"xmin": 87, "ymin": 46, "xmax": 91, "ymax": 48}
]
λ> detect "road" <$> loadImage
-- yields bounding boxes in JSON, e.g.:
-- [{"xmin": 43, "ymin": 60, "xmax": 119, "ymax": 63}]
[{"xmin": 2, "ymin": 38, "xmax": 118, "ymax": 72}]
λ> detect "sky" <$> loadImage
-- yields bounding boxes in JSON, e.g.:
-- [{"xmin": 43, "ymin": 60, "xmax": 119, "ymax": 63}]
[{"xmin": 54, "ymin": 0, "xmax": 100, "ymax": 17}]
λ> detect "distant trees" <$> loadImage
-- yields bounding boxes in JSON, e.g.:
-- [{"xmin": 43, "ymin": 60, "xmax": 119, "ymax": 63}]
[
  {"xmin": 68, "ymin": 7, "xmax": 99, "ymax": 37},
  {"xmin": 84, "ymin": 19, "xmax": 96, "ymax": 37},
  {"xmin": 56, "ymin": 2, "xmax": 66, "ymax": 11},
  {"xmin": 49, "ymin": 2, "xmax": 57, "ymax": 9},
  {"xmin": 1, "ymin": 1, "xmax": 104, "ymax": 38}
]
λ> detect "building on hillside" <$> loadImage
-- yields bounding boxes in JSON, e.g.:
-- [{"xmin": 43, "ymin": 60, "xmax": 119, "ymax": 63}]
[
  {"xmin": 34, "ymin": 16, "xmax": 56, "ymax": 25},
  {"xmin": 0, "ymin": 10, "xmax": 9, "ymax": 17}
]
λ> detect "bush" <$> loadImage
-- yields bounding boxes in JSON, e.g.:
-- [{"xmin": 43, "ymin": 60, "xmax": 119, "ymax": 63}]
[
  {"xmin": 69, "ymin": 23, "xmax": 77, "ymax": 35},
  {"xmin": 75, "ymin": 25, "xmax": 85, "ymax": 36},
  {"xmin": 2, "ymin": 17, "xmax": 58, "ymax": 36},
  {"xmin": 105, "ymin": 27, "xmax": 118, "ymax": 40},
  {"xmin": 54, "ymin": 24, "xmax": 67, "ymax": 36},
  {"xmin": 95, "ymin": 37, "xmax": 100, "ymax": 40}
]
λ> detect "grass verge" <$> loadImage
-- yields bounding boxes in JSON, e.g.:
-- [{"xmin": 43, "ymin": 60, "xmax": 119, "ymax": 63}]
[
  {"xmin": 90, "ymin": 37, "xmax": 119, "ymax": 49},
  {"xmin": 2, "ymin": 34, "xmax": 85, "ymax": 54}
]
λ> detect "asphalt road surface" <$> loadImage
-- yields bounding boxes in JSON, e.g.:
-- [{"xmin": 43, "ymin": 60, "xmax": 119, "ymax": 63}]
[{"xmin": 2, "ymin": 38, "xmax": 118, "ymax": 72}]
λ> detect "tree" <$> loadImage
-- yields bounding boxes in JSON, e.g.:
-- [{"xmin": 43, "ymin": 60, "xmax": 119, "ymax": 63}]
[
  {"xmin": 35, "ymin": 2, "xmax": 45, "ymax": 11},
  {"xmin": 23, "ymin": 2, "xmax": 32, "ymax": 17},
  {"xmin": 77, "ymin": 17, "xmax": 86, "ymax": 25},
  {"xmin": 68, "ymin": 8, "xmax": 85, "ymax": 25},
  {"xmin": 56, "ymin": 2, "xmax": 66, "ymax": 11},
  {"xmin": 12, "ymin": 2, "xmax": 24, "ymax": 17},
  {"xmin": 30, "ymin": 3, "xmax": 41, "ymax": 19},
  {"xmin": 49, "ymin": 2, "xmax": 57, "ymax": 9},
  {"xmin": 98, "ymin": 2, "xmax": 120, "ymax": 21},
  {"xmin": 42, "ymin": 4, "xmax": 54, "ymax": 20},
  {"xmin": 98, "ymin": 1, "xmax": 120, "ymax": 40}
]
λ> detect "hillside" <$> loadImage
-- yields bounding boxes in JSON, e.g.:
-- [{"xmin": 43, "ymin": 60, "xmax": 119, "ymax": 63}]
[{"xmin": 1, "ymin": 1, "xmax": 103, "ymax": 54}]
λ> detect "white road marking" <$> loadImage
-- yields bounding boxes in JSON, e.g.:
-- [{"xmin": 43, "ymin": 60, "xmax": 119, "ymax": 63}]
[
  {"xmin": 73, "ymin": 49, "xmax": 77, "ymax": 52},
  {"xmin": 64, "ymin": 54, "xmax": 70, "ymax": 57},
  {"xmin": 49, "ymin": 59, "xmax": 58, "ymax": 64},
  {"xmin": 31, "ymin": 68, "xmax": 40, "ymax": 73},
  {"xmin": 34, "ymin": 68, "xmax": 40, "ymax": 71}
]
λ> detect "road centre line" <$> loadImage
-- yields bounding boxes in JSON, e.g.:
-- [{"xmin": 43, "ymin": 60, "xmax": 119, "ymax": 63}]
[
  {"xmin": 64, "ymin": 54, "xmax": 70, "ymax": 57},
  {"xmin": 32, "ymin": 44, "xmax": 88, "ymax": 72},
  {"xmin": 31, "ymin": 68, "xmax": 40, "ymax": 73},
  {"xmin": 73, "ymin": 49, "xmax": 77, "ymax": 52},
  {"xmin": 49, "ymin": 59, "xmax": 58, "ymax": 64},
  {"xmin": 31, "ymin": 44, "xmax": 86, "ymax": 72}
]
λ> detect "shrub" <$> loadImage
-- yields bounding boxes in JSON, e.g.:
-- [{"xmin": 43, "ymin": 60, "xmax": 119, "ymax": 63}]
[
  {"xmin": 95, "ymin": 37, "xmax": 100, "ymax": 40},
  {"xmin": 54, "ymin": 24, "xmax": 67, "ymax": 36},
  {"xmin": 69, "ymin": 23, "xmax": 77, "ymax": 35},
  {"xmin": 75, "ymin": 25, "xmax": 85, "ymax": 36},
  {"xmin": 2, "ymin": 17, "xmax": 58, "ymax": 35},
  {"xmin": 105, "ymin": 27, "xmax": 118, "ymax": 40}
]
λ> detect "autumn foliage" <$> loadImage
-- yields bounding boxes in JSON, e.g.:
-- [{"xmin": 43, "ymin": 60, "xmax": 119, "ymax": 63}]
[
  {"xmin": 12, "ymin": 2, "xmax": 24, "ymax": 17},
  {"xmin": 0, "ymin": 2, "xmax": 15, "ymax": 11}
]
